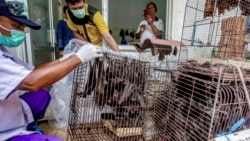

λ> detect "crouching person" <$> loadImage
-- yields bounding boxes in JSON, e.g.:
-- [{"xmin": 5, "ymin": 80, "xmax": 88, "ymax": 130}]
[{"xmin": 0, "ymin": 0, "xmax": 103, "ymax": 140}]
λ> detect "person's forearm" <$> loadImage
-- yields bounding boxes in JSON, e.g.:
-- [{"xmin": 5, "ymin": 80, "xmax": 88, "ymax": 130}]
[
  {"xmin": 149, "ymin": 23, "xmax": 162, "ymax": 39},
  {"xmin": 35, "ymin": 60, "xmax": 60, "ymax": 69},
  {"xmin": 103, "ymin": 33, "xmax": 120, "ymax": 52},
  {"xmin": 135, "ymin": 31, "xmax": 142, "ymax": 39},
  {"xmin": 107, "ymin": 38, "xmax": 120, "ymax": 51},
  {"xmin": 17, "ymin": 55, "xmax": 82, "ymax": 91}
]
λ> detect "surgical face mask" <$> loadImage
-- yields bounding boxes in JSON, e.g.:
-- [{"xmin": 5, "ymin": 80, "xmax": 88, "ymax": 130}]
[
  {"xmin": 71, "ymin": 8, "xmax": 86, "ymax": 19},
  {"xmin": 0, "ymin": 25, "xmax": 26, "ymax": 48}
]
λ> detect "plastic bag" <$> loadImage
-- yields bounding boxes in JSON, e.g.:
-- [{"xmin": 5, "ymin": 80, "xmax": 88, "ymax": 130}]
[
  {"xmin": 47, "ymin": 76, "xmax": 71, "ymax": 131},
  {"xmin": 47, "ymin": 38, "xmax": 88, "ymax": 130}
]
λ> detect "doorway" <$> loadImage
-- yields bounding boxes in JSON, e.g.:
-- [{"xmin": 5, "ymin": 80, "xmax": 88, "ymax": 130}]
[{"xmin": 26, "ymin": 0, "xmax": 58, "ymax": 65}]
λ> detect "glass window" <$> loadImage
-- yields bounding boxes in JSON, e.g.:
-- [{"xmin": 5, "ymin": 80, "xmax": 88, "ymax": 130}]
[
  {"xmin": 27, "ymin": 0, "xmax": 55, "ymax": 65},
  {"xmin": 28, "ymin": 0, "xmax": 50, "ymax": 46}
]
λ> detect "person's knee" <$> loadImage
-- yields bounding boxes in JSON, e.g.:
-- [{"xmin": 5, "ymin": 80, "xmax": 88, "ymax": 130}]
[
  {"xmin": 38, "ymin": 89, "xmax": 51, "ymax": 102},
  {"xmin": 21, "ymin": 89, "xmax": 51, "ymax": 103},
  {"xmin": 20, "ymin": 89, "xmax": 52, "ymax": 120},
  {"xmin": 34, "ymin": 89, "xmax": 51, "ymax": 118}
]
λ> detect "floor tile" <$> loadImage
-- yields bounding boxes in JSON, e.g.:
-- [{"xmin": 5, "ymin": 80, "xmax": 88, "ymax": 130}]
[{"xmin": 40, "ymin": 123, "xmax": 67, "ymax": 141}]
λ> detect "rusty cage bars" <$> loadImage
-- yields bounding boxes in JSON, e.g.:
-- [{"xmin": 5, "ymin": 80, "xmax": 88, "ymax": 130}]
[{"xmin": 152, "ymin": 0, "xmax": 250, "ymax": 140}]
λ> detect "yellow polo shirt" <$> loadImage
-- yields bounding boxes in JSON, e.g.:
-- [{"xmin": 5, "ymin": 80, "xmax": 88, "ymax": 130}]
[{"xmin": 67, "ymin": 4, "xmax": 109, "ymax": 46}]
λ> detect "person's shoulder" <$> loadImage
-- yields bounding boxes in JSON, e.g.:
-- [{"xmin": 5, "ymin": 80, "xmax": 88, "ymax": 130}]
[
  {"xmin": 57, "ymin": 19, "xmax": 65, "ymax": 24},
  {"xmin": 92, "ymin": 10, "xmax": 104, "ymax": 23},
  {"xmin": 56, "ymin": 20, "xmax": 65, "ymax": 27},
  {"xmin": 87, "ymin": 5, "xmax": 99, "ymax": 11},
  {"xmin": 139, "ymin": 20, "xmax": 147, "ymax": 25},
  {"xmin": 87, "ymin": 4, "xmax": 99, "ymax": 15}
]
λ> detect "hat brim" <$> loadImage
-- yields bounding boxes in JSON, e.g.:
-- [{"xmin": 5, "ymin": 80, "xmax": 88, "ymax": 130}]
[{"xmin": 8, "ymin": 15, "xmax": 41, "ymax": 30}]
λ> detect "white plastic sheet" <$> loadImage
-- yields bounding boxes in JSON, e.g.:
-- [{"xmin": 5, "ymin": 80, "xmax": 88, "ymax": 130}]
[
  {"xmin": 47, "ymin": 76, "xmax": 71, "ymax": 130},
  {"xmin": 47, "ymin": 38, "xmax": 88, "ymax": 130}
]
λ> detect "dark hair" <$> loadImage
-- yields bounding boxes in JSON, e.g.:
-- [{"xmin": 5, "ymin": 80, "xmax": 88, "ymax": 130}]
[
  {"xmin": 119, "ymin": 29, "xmax": 125, "ymax": 37},
  {"xmin": 129, "ymin": 32, "xmax": 135, "ymax": 38},
  {"xmin": 63, "ymin": 5, "xmax": 68, "ymax": 13},
  {"xmin": 65, "ymin": 0, "xmax": 86, "ymax": 5},
  {"xmin": 146, "ymin": 2, "xmax": 157, "ymax": 12}
]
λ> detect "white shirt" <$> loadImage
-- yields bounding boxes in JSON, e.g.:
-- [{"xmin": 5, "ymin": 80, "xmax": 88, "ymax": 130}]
[
  {"xmin": 0, "ymin": 46, "xmax": 36, "ymax": 140},
  {"xmin": 136, "ymin": 17, "xmax": 164, "ymax": 43}
]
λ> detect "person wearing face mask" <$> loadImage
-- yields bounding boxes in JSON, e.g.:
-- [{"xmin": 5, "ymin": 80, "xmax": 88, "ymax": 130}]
[
  {"xmin": 56, "ymin": 5, "xmax": 74, "ymax": 56},
  {"xmin": 135, "ymin": 2, "xmax": 164, "ymax": 43},
  {"xmin": 0, "ymin": 0, "xmax": 103, "ymax": 140},
  {"xmin": 0, "ymin": 25, "xmax": 26, "ymax": 47},
  {"xmin": 65, "ymin": 0, "xmax": 120, "ymax": 52}
]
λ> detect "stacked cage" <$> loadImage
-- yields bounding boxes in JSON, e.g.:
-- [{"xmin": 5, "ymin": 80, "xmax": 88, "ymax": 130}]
[
  {"xmin": 153, "ymin": 62, "xmax": 250, "ymax": 140},
  {"xmin": 152, "ymin": 0, "xmax": 250, "ymax": 140}
]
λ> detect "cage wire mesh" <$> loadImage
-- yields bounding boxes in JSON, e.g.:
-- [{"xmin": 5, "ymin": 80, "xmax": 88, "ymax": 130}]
[
  {"xmin": 67, "ymin": 0, "xmax": 250, "ymax": 140},
  {"xmin": 67, "ymin": 52, "xmax": 158, "ymax": 141},
  {"xmin": 152, "ymin": 0, "xmax": 250, "ymax": 140}
]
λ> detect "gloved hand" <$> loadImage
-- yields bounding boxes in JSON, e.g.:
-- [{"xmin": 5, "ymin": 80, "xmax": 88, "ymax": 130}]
[{"xmin": 75, "ymin": 43, "xmax": 103, "ymax": 63}]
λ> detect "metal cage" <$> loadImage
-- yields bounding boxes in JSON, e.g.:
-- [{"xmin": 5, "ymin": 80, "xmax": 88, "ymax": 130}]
[
  {"xmin": 67, "ymin": 0, "xmax": 250, "ymax": 140},
  {"xmin": 152, "ymin": 62, "xmax": 250, "ymax": 140},
  {"xmin": 152, "ymin": 0, "xmax": 250, "ymax": 140},
  {"xmin": 67, "ymin": 52, "xmax": 160, "ymax": 141}
]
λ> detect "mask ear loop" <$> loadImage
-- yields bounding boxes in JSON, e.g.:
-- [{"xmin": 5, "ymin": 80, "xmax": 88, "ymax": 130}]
[
  {"xmin": 0, "ymin": 24, "xmax": 11, "ymax": 36},
  {"xmin": 0, "ymin": 24, "xmax": 28, "ymax": 33},
  {"xmin": 0, "ymin": 24, "xmax": 11, "ymax": 32}
]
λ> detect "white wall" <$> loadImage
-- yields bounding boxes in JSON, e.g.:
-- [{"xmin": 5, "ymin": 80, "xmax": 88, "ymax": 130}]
[{"xmin": 171, "ymin": 0, "xmax": 187, "ymax": 41}]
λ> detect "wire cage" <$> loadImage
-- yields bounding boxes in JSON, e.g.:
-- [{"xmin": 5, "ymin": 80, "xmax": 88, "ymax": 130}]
[
  {"xmin": 180, "ymin": 0, "xmax": 250, "ymax": 63},
  {"xmin": 151, "ymin": 0, "xmax": 250, "ymax": 140},
  {"xmin": 67, "ymin": 52, "xmax": 164, "ymax": 141},
  {"xmin": 67, "ymin": 0, "xmax": 250, "ymax": 140},
  {"xmin": 153, "ymin": 62, "xmax": 250, "ymax": 141}
]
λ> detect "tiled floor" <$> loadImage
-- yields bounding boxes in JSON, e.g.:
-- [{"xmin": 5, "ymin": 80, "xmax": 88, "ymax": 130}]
[{"xmin": 40, "ymin": 123, "xmax": 67, "ymax": 141}]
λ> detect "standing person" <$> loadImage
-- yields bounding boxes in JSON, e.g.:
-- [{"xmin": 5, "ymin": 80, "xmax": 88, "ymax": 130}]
[
  {"xmin": 135, "ymin": 2, "xmax": 164, "ymax": 43},
  {"xmin": 65, "ymin": 0, "xmax": 120, "ymax": 52},
  {"xmin": 56, "ymin": 5, "xmax": 74, "ymax": 56},
  {"xmin": 0, "ymin": 0, "xmax": 103, "ymax": 140}
]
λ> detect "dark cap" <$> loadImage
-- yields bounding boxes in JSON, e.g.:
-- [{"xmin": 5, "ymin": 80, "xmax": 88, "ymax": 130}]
[{"xmin": 0, "ymin": 0, "xmax": 41, "ymax": 29}]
